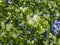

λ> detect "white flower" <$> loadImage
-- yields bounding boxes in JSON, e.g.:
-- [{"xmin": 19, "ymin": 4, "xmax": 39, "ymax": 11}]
[
  {"xmin": 28, "ymin": 18, "xmax": 34, "ymax": 25},
  {"xmin": 27, "ymin": 15, "xmax": 34, "ymax": 25},
  {"xmin": 33, "ymin": 14, "xmax": 40, "ymax": 23},
  {"xmin": 27, "ymin": 14, "xmax": 41, "ymax": 26}
]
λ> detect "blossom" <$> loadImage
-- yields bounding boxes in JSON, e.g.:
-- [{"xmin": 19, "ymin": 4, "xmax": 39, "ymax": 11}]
[
  {"xmin": 52, "ymin": 24, "xmax": 58, "ymax": 29},
  {"xmin": 27, "ymin": 14, "xmax": 41, "ymax": 26},
  {"xmin": 54, "ymin": 20, "xmax": 60, "ymax": 24},
  {"xmin": 33, "ymin": 14, "xmax": 40, "ymax": 23},
  {"xmin": 52, "ymin": 20, "xmax": 60, "ymax": 35},
  {"xmin": 54, "ymin": 30, "xmax": 59, "ymax": 35}
]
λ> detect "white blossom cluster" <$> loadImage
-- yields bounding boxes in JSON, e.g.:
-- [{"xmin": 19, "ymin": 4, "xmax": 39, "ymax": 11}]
[{"xmin": 27, "ymin": 14, "xmax": 41, "ymax": 26}]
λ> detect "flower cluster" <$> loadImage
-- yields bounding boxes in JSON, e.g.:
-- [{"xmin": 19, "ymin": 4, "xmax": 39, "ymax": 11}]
[
  {"xmin": 52, "ymin": 20, "xmax": 60, "ymax": 35},
  {"xmin": 27, "ymin": 14, "xmax": 40, "ymax": 26}
]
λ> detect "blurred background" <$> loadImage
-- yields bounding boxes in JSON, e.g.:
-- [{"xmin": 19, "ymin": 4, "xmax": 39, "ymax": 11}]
[{"xmin": 0, "ymin": 0, "xmax": 60, "ymax": 45}]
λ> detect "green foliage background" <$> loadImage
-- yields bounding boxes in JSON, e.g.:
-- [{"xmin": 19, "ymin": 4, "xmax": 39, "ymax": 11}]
[{"xmin": 0, "ymin": 0, "xmax": 60, "ymax": 45}]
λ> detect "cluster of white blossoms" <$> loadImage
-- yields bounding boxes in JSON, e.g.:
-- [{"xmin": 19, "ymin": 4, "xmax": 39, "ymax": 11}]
[{"xmin": 27, "ymin": 14, "xmax": 41, "ymax": 26}]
